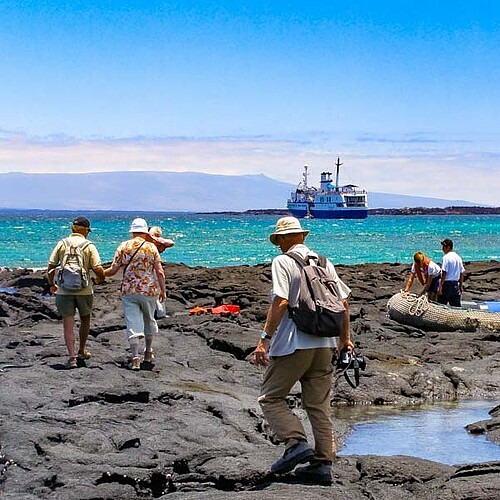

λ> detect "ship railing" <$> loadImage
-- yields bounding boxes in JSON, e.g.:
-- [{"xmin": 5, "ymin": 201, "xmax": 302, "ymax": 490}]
[{"xmin": 342, "ymin": 188, "xmax": 366, "ymax": 195}]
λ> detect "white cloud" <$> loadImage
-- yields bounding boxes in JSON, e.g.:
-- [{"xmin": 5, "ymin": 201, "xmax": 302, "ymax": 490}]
[{"xmin": 0, "ymin": 130, "xmax": 498, "ymax": 205}]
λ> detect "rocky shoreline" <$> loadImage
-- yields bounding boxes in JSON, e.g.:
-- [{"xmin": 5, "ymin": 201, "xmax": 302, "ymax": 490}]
[
  {"xmin": 205, "ymin": 206, "xmax": 500, "ymax": 216},
  {"xmin": 1, "ymin": 260, "xmax": 499, "ymax": 499}
]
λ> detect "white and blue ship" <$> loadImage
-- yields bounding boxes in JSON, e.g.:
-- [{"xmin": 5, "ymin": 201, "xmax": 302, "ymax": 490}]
[{"xmin": 287, "ymin": 158, "xmax": 368, "ymax": 219}]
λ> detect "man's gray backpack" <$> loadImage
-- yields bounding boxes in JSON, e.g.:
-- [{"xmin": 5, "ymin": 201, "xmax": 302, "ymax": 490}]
[
  {"xmin": 55, "ymin": 238, "xmax": 91, "ymax": 291},
  {"xmin": 286, "ymin": 252, "xmax": 345, "ymax": 337}
]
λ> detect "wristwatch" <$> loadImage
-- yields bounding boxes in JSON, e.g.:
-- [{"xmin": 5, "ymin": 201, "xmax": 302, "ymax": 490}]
[{"xmin": 260, "ymin": 331, "xmax": 272, "ymax": 340}]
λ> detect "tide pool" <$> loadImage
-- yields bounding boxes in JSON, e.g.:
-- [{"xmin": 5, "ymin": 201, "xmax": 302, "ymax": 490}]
[{"xmin": 336, "ymin": 400, "xmax": 500, "ymax": 465}]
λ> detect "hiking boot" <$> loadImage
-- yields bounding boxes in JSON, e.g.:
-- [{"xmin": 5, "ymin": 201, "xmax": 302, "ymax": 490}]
[
  {"xmin": 270, "ymin": 441, "xmax": 315, "ymax": 475},
  {"xmin": 294, "ymin": 460, "xmax": 333, "ymax": 485}
]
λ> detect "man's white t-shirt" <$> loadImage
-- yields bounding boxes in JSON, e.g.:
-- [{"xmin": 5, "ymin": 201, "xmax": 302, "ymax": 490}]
[
  {"xmin": 269, "ymin": 243, "xmax": 351, "ymax": 357},
  {"xmin": 441, "ymin": 251, "xmax": 465, "ymax": 281}
]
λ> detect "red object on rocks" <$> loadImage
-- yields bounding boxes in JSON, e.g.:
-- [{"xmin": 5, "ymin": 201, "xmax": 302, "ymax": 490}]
[{"xmin": 210, "ymin": 305, "xmax": 240, "ymax": 316}]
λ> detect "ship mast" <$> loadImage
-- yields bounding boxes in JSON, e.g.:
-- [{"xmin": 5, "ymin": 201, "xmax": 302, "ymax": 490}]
[{"xmin": 335, "ymin": 157, "xmax": 342, "ymax": 190}]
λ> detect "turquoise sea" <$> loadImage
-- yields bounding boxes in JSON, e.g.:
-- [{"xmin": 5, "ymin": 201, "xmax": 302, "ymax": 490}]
[{"xmin": 0, "ymin": 210, "xmax": 499, "ymax": 269}]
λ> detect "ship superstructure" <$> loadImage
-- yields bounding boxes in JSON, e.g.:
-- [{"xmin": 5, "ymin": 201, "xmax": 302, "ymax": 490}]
[{"xmin": 287, "ymin": 158, "xmax": 368, "ymax": 219}]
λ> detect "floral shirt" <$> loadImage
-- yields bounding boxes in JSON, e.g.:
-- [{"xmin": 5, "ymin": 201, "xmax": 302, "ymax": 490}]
[{"xmin": 112, "ymin": 237, "xmax": 162, "ymax": 296}]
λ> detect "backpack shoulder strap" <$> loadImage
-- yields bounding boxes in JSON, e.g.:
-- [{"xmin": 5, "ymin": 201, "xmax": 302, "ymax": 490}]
[
  {"xmin": 285, "ymin": 251, "xmax": 308, "ymax": 268},
  {"xmin": 317, "ymin": 253, "xmax": 327, "ymax": 268},
  {"xmin": 59, "ymin": 238, "xmax": 73, "ymax": 265},
  {"xmin": 287, "ymin": 251, "xmax": 326, "ymax": 268},
  {"xmin": 62, "ymin": 237, "xmax": 85, "ymax": 251},
  {"xmin": 75, "ymin": 240, "xmax": 91, "ymax": 268},
  {"xmin": 60, "ymin": 238, "xmax": 90, "ymax": 267},
  {"xmin": 77, "ymin": 240, "xmax": 92, "ymax": 252}
]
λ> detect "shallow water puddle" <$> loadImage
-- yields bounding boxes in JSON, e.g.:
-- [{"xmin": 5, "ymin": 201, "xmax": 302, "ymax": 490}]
[{"xmin": 335, "ymin": 400, "xmax": 500, "ymax": 465}]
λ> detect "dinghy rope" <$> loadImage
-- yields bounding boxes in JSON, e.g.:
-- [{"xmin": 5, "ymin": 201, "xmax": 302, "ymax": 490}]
[{"xmin": 405, "ymin": 293, "xmax": 430, "ymax": 316}]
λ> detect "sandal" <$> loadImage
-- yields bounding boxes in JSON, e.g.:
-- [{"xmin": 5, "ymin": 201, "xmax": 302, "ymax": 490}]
[
  {"xmin": 77, "ymin": 350, "xmax": 91, "ymax": 360},
  {"xmin": 66, "ymin": 357, "xmax": 78, "ymax": 369},
  {"xmin": 130, "ymin": 357, "xmax": 141, "ymax": 371},
  {"xmin": 144, "ymin": 349, "xmax": 155, "ymax": 363}
]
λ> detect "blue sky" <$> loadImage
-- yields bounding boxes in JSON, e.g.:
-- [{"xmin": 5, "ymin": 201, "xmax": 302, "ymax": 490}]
[{"xmin": 1, "ymin": 1, "xmax": 499, "ymax": 205}]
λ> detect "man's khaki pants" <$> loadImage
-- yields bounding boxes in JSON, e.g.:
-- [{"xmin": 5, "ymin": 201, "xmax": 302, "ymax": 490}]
[{"xmin": 258, "ymin": 347, "xmax": 335, "ymax": 461}]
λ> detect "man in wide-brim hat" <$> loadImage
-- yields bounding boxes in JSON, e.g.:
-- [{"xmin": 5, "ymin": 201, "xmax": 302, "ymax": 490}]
[{"xmin": 253, "ymin": 216, "xmax": 353, "ymax": 485}]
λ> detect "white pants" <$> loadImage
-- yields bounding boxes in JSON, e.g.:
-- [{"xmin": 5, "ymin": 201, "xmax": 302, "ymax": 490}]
[{"xmin": 122, "ymin": 294, "xmax": 158, "ymax": 344}]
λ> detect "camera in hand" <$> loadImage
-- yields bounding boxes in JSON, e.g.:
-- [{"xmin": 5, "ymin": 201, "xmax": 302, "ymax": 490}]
[
  {"xmin": 336, "ymin": 348, "xmax": 367, "ymax": 388},
  {"xmin": 336, "ymin": 348, "xmax": 366, "ymax": 371}
]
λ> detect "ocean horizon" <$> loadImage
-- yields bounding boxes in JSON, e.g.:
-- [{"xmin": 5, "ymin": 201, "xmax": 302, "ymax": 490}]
[{"xmin": 1, "ymin": 209, "xmax": 499, "ymax": 269}]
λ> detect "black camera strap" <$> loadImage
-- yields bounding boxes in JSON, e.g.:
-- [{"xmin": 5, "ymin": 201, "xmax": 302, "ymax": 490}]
[
  {"xmin": 337, "ymin": 348, "xmax": 365, "ymax": 388},
  {"xmin": 343, "ymin": 358, "xmax": 361, "ymax": 388}
]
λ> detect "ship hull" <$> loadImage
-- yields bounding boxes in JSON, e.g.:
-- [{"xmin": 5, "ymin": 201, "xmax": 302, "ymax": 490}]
[
  {"xmin": 287, "ymin": 202, "xmax": 310, "ymax": 218},
  {"xmin": 286, "ymin": 202, "xmax": 368, "ymax": 219},
  {"xmin": 288, "ymin": 208, "xmax": 310, "ymax": 218},
  {"xmin": 309, "ymin": 207, "xmax": 368, "ymax": 219}
]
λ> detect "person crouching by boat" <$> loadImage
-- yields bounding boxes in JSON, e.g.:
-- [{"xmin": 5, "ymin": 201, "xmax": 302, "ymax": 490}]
[
  {"xmin": 103, "ymin": 218, "xmax": 166, "ymax": 370},
  {"xmin": 403, "ymin": 251, "xmax": 441, "ymax": 302},
  {"xmin": 437, "ymin": 238, "xmax": 465, "ymax": 307}
]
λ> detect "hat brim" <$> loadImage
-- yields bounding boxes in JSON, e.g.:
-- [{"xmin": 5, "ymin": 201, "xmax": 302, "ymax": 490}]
[{"xmin": 270, "ymin": 229, "xmax": 309, "ymax": 246}]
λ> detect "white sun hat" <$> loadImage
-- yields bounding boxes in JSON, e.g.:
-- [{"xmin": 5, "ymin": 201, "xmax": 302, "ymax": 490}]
[
  {"xmin": 129, "ymin": 217, "xmax": 149, "ymax": 234},
  {"xmin": 269, "ymin": 216, "xmax": 309, "ymax": 245}
]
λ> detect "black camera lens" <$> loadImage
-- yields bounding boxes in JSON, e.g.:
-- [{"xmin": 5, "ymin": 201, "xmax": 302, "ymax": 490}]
[{"xmin": 357, "ymin": 356, "xmax": 367, "ymax": 371}]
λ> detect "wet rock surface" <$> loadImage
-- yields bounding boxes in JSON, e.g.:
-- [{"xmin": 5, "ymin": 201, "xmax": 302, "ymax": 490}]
[{"xmin": 1, "ymin": 260, "xmax": 499, "ymax": 499}]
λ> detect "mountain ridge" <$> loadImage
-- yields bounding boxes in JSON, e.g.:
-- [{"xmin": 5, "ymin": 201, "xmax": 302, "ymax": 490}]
[{"xmin": 0, "ymin": 171, "xmax": 490, "ymax": 211}]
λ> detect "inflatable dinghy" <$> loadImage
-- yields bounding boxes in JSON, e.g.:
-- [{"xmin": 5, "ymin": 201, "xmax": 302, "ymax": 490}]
[{"xmin": 386, "ymin": 292, "xmax": 500, "ymax": 332}]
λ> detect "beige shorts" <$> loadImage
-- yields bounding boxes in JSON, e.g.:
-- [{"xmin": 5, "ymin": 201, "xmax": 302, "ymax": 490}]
[{"xmin": 55, "ymin": 294, "xmax": 94, "ymax": 318}]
